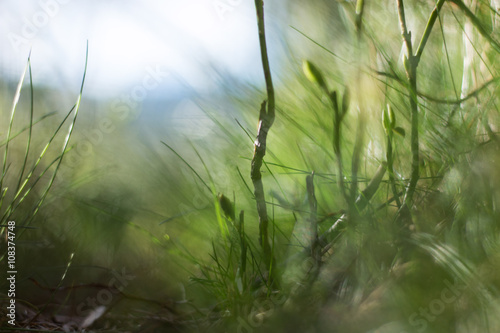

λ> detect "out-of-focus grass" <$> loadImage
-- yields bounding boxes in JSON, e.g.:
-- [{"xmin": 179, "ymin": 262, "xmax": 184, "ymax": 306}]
[{"xmin": 0, "ymin": 48, "xmax": 88, "ymax": 325}]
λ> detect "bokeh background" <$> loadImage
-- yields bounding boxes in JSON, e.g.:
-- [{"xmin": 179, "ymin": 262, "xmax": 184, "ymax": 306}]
[{"xmin": 2, "ymin": 1, "xmax": 500, "ymax": 332}]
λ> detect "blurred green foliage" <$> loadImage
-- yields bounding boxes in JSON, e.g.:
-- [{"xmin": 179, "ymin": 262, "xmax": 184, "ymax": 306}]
[{"xmin": 2, "ymin": 1, "xmax": 500, "ymax": 332}]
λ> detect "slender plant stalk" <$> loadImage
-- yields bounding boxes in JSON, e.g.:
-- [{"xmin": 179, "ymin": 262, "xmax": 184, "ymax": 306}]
[
  {"xmin": 386, "ymin": 128, "xmax": 402, "ymax": 208},
  {"xmin": 350, "ymin": 113, "xmax": 363, "ymax": 209},
  {"xmin": 329, "ymin": 92, "xmax": 349, "ymax": 206},
  {"xmin": 396, "ymin": 0, "xmax": 445, "ymax": 208},
  {"xmin": 287, "ymin": 162, "xmax": 387, "ymax": 261},
  {"xmin": 350, "ymin": 112, "xmax": 363, "ymax": 211},
  {"xmin": 397, "ymin": 0, "xmax": 417, "ymax": 208},
  {"xmin": 238, "ymin": 210, "xmax": 247, "ymax": 278},
  {"xmin": 324, "ymin": 162, "xmax": 387, "ymax": 243},
  {"xmin": 350, "ymin": 0, "xmax": 367, "ymax": 210},
  {"xmin": 306, "ymin": 173, "xmax": 320, "ymax": 271},
  {"xmin": 251, "ymin": 0, "xmax": 275, "ymax": 275},
  {"xmin": 415, "ymin": 1, "xmax": 448, "ymax": 59}
]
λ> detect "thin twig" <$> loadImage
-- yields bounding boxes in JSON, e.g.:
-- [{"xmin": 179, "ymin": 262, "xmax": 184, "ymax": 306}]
[
  {"xmin": 397, "ymin": 0, "xmax": 419, "ymax": 208},
  {"xmin": 251, "ymin": 0, "xmax": 276, "ymax": 278},
  {"xmin": 397, "ymin": 0, "xmax": 445, "ymax": 209},
  {"xmin": 397, "ymin": 0, "xmax": 412, "ymax": 58},
  {"xmin": 255, "ymin": 1, "xmax": 275, "ymax": 120}
]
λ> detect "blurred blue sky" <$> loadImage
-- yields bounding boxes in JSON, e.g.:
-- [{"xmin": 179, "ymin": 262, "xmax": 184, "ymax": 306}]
[{"xmin": 0, "ymin": 0, "xmax": 271, "ymax": 98}]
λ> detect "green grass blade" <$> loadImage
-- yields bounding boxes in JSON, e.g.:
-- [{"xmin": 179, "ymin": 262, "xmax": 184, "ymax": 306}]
[
  {"xmin": 24, "ymin": 42, "xmax": 89, "ymax": 225},
  {"xmin": 161, "ymin": 141, "xmax": 211, "ymax": 193},
  {"xmin": 15, "ymin": 56, "xmax": 35, "ymax": 195},
  {"xmin": 1, "ymin": 52, "xmax": 30, "ymax": 189},
  {"xmin": 0, "ymin": 112, "xmax": 57, "ymax": 148}
]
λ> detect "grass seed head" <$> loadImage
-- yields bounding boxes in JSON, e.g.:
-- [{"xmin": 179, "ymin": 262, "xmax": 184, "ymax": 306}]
[
  {"xmin": 218, "ymin": 193, "xmax": 235, "ymax": 221},
  {"xmin": 302, "ymin": 60, "xmax": 327, "ymax": 91}
]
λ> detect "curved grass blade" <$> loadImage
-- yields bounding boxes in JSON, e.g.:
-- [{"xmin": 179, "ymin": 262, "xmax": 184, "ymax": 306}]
[
  {"xmin": 1, "ymin": 52, "xmax": 31, "ymax": 189},
  {"xmin": 15, "ymin": 57, "xmax": 34, "ymax": 195},
  {"xmin": 24, "ymin": 42, "xmax": 89, "ymax": 227}
]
